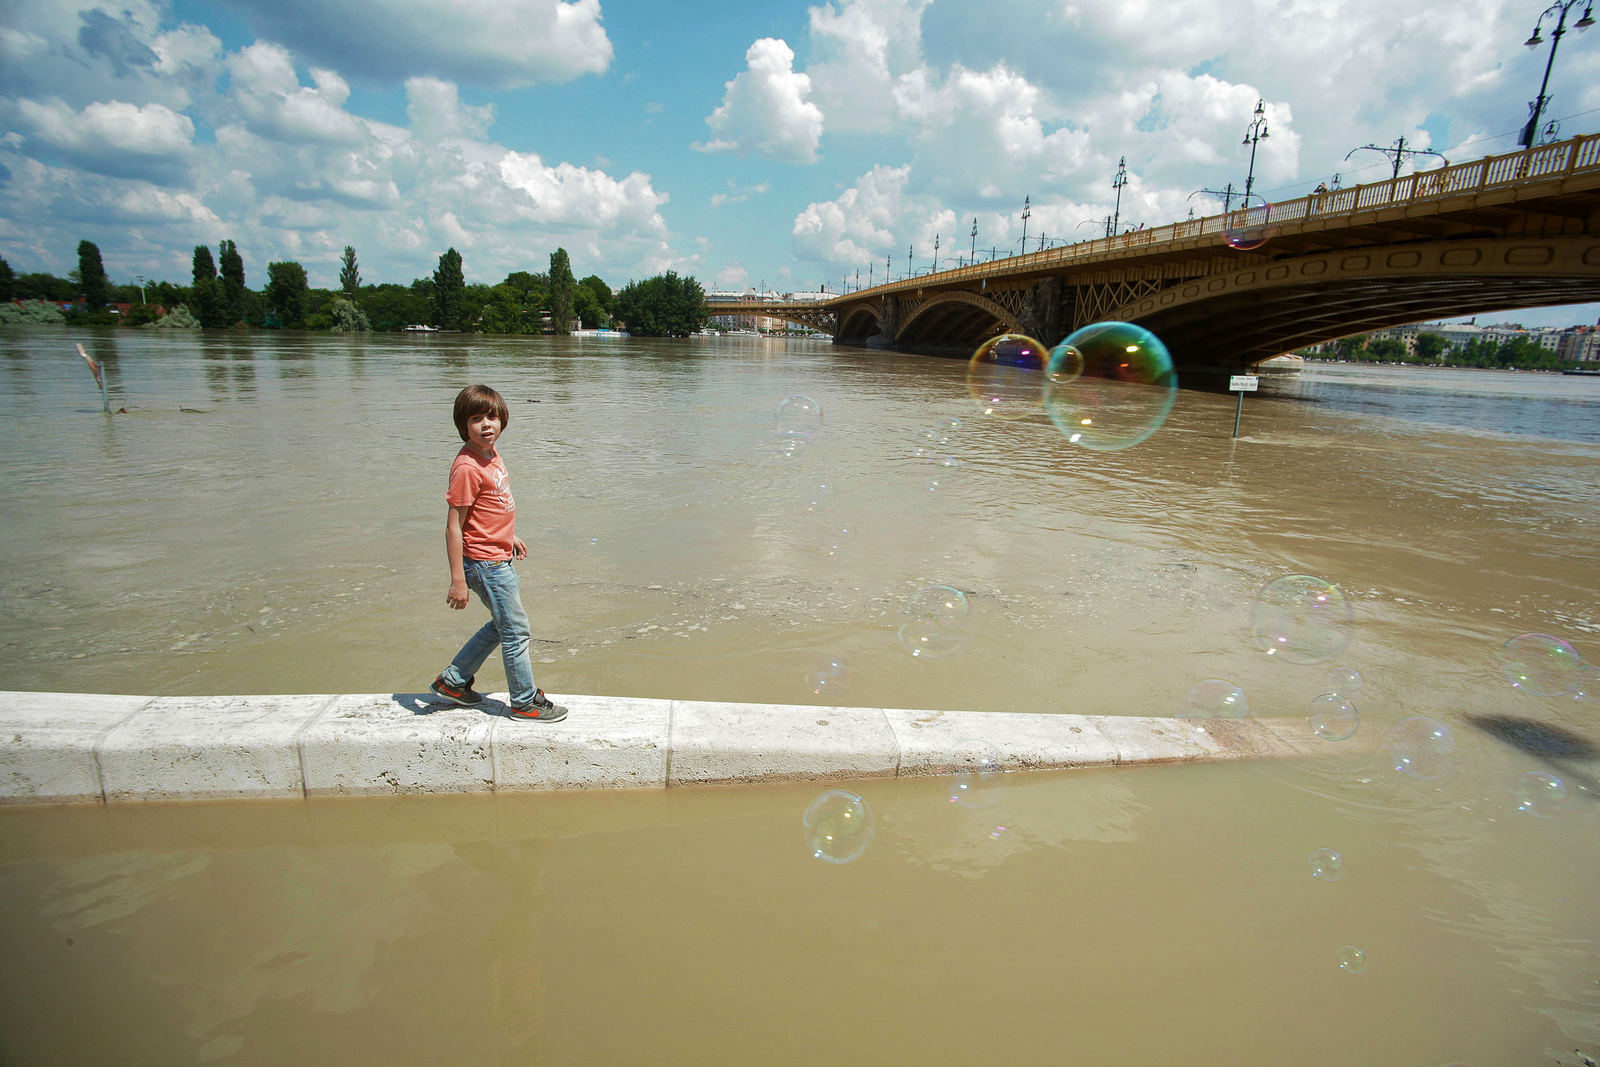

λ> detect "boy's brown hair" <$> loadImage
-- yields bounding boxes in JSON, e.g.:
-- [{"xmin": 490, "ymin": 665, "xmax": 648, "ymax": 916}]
[{"xmin": 453, "ymin": 384, "xmax": 510, "ymax": 442}]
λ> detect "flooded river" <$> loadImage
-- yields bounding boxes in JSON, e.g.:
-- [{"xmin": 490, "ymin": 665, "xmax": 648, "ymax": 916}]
[{"xmin": 0, "ymin": 328, "xmax": 1596, "ymax": 1064}]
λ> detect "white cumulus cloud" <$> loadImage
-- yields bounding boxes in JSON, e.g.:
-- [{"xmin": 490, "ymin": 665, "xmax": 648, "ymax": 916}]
[
  {"xmin": 12, "ymin": 96, "xmax": 195, "ymax": 183},
  {"xmin": 792, "ymin": 164, "xmax": 910, "ymax": 264},
  {"xmin": 695, "ymin": 38, "xmax": 824, "ymax": 164},
  {"xmin": 499, "ymin": 152, "xmax": 669, "ymax": 235}
]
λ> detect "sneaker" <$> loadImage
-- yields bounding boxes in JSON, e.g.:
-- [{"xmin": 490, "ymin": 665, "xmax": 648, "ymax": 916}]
[
  {"xmin": 509, "ymin": 690, "xmax": 568, "ymax": 722},
  {"xmin": 430, "ymin": 673, "xmax": 484, "ymax": 706}
]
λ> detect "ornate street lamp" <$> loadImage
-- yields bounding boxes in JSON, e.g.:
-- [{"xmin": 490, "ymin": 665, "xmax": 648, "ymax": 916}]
[
  {"xmin": 970, "ymin": 216, "xmax": 978, "ymax": 263},
  {"xmin": 1110, "ymin": 158, "xmax": 1128, "ymax": 236},
  {"xmin": 1019, "ymin": 196, "xmax": 1031, "ymax": 254},
  {"xmin": 1241, "ymin": 100, "xmax": 1269, "ymax": 204},
  {"xmin": 1521, "ymin": 1, "xmax": 1594, "ymax": 146}
]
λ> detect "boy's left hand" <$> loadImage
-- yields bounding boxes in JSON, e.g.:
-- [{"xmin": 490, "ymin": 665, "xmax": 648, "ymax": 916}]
[{"xmin": 512, "ymin": 536, "xmax": 528, "ymax": 560}]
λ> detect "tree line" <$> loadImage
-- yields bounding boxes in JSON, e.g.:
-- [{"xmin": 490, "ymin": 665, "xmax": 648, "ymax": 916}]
[
  {"xmin": 1305, "ymin": 331, "xmax": 1588, "ymax": 371},
  {"xmin": 0, "ymin": 240, "xmax": 710, "ymax": 337}
]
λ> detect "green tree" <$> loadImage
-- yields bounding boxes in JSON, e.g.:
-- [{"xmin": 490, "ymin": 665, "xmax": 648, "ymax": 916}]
[
  {"xmin": 1414, "ymin": 332, "xmax": 1447, "ymax": 363},
  {"xmin": 339, "ymin": 245, "xmax": 361, "ymax": 297},
  {"xmin": 328, "ymin": 297, "xmax": 370, "ymax": 331},
  {"xmin": 433, "ymin": 248, "xmax": 465, "ymax": 329},
  {"xmin": 264, "ymin": 261, "xmax": 310, "ymax": 328},
  {"xmin": 77, "ymin": 240, "xmax": 110, "ymax": 310},
  {"xmin": 0, "ymin": 256, "xmax": 14, "ymax": 303},
  {"xmin": 572, "ymin": 284, "xmax": 606, "ymax": 327},
  {"xmin": 218, "ymin": 239, "xmax": 246, "ymax": 326},
  {"xmin": 1365, "ymin": 338, "xmax": 1406, "ymax": 363},
  {"xmin": 14, "ymin": 272, "xmax": 77, "ymax": 302},
  {"xmin": 547, "ymin": 247, "xmax": 575, "ymax": 332},
  {"xmin": 613, "ymin": 271, "xmax": 709, "ymax": 337},
  {"xmin": 192, "ymin": 244, "xmax": 223, "ymax": 327}
]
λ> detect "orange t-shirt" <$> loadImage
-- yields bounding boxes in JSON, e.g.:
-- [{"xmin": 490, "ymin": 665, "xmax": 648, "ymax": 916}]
[{"xmin": 447, "ymin": 447, "xmax": 516, "ymax": 560}]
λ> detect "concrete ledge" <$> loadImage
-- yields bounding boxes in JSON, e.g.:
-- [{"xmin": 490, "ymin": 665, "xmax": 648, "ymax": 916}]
[{"xmin": 0, "ymin": 690, "xmax": 1328, "ymax": 805}]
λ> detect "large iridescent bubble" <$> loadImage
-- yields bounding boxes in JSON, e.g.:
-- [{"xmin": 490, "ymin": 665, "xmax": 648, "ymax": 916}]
[
  {"xmin": 967, "ymin": 333, "xmax": 1047, "ymax": 420},
  {"xmin": 1043, "ymin": 321, "xmax": 1177, "ymax": 451}
]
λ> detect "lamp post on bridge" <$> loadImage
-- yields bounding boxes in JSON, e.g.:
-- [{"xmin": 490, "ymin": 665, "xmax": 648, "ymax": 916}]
[
  {"xmin": 1241, "ymin": 99, "xmax": 1269, "ymax": 205},
  {"xmin": 933, "ymin": 233, "xmax": 940, "ymax": 273},
  {"xmin": 1019, "ymin": 195, "xmax": 1031, "ymax": 254},
  {"xmin": 1520, "ymin": 1, "xmax": 1594, "ymax": 146},
  {"xmin": 970, "ymin": 217, "xmax": 978, "ymax": 264},
  {"xmin": 1110, "ymin": 159, "xmax": 1127, "ymax": 236},
  {"xmin": 1344, "ymin": 136, "xmax": 1447, "ymax": 182}
]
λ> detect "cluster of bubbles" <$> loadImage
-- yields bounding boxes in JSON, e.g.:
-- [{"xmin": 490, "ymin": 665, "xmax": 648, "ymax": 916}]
[
  {"xmin": 897, "ymin": 585, "xmax": 974, "ymax": 659},
  {"xmin": 802, "ymin": 789, "xmax": 875, "ymax": 864},
  {"xmin": 774, "ymin": 394, "xmax": 822, "ymax": 457},
  {"xmin": 1251, "ymin": 575, "xmax": 1352, "ymax": 663},
  {"xmin": 964, "ymin": 322, "xmax": 1178, "ymax": 451},
  {"xmin": 1223, "ymin": 198, "xmax": 1277, "ymax": 251}
]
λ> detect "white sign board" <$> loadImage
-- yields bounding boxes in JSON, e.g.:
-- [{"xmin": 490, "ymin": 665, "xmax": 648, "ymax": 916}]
[{"xmin": 1230, "ymin": 375, "xmax": 1260, "ymax": 392}]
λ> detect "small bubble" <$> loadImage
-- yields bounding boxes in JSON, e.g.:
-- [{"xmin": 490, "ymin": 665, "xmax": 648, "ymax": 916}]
[
  {"xmin": 1251, "ymin": 575, "xmax": 1351, "ymax": 664},
  {"xmin": 897, "ymin": 585, "xmax": 974, "ymax": 659},
  {"xmin": 937, "ymin": 416, "xmax": 962, "ymax": 433},
  {"xmin": 776, "ymin": 394, "xmax": 823, "ymax": 423},
  {"xmin": 925, "ymin": 454, "xmax": 959, "ymax": 491},
  {"xmin": 915, "ymin": 427, "xmax": 949, "ymax": 449},
  {"xmin": 1178, "ymin": 679, "xmax": 1249, "ymax": 721},
  {"xmin": 802, "ymin": 789, "xmax": 874, "ymax": 864},
  {"xmin": 807, "ymin": 653, "xmax": 848, "ymax": 696},
  {"xmin": 1511, "ymin": 770, "xmax": 1569, "ymax": 817},
  {"xmin": 824, "ymin": 526, "xmax": 857, "ymax": 557},
  {"xmin": 805, "ymin": 478, "xmax": 835, "ymax": 511},
  {"xmin": 1309, "ymin": 847, "xmax": 1345, "ymax": 881},
  {"xmin": 946, "ymin": 739, "xmax": 1003, "ymax": 809},
  {"xmin": 1337, "ymin": 945, "xmax": 1365, "ymax": 974},
  {"xmin": 1308, "ymin": 694, "xmax": 1359, "ymax": 741},
  {"xmin": 1322, "ymin": 666, "xmax": 1362, "ymax": 699},
  {"xmin": 1499, "ymin": 633, "xmax": 1584, "ymax": 696},
  {"xmin": 1386, "ymin": 716, "xmax": 1455, "ymax": 780}
]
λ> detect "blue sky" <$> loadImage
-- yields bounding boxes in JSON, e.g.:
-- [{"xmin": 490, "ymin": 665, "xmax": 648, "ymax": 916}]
[{"xmin": 2, "ymin": 0, "xmax": 1598, "ymax": 327}]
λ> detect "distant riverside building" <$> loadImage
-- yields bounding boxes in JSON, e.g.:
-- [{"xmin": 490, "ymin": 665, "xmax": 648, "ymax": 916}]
[
  {"xmin": 1300, "ymin": 317, "xmax": 1600, "ymax": 360},
  {"xmin": 704, "ymin": 287, "xmax": 831, "ymax": 334}
]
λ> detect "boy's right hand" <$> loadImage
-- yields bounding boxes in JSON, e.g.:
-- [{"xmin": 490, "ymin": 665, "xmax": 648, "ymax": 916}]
[{"xmin": 447, "ymin": 580, "xmax": 470, "ymax": 609}]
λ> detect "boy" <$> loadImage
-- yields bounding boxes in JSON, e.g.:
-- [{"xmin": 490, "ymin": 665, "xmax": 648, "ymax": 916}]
[{"xmin": 430, "ymin": 384, "xmax": 568, "ymax": 722}]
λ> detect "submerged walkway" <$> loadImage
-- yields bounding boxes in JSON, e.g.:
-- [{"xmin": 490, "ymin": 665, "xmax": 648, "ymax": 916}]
[{"xmin": 0, "ymin": 690, "xmax": 1325, "ymax": 804}]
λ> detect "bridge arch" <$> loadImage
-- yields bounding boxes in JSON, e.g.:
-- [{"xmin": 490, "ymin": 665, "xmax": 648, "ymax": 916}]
[
  {"xmin": 895, "ymin": 289, "xmax": 1022, "ymax": 346},
  {"xmin": 1101, "ymin": 236, "xmax": 1600, "ymax": 370},
  {"xmin": 835, "ymin": 301, "xmax": 884, "ymax": 344}
]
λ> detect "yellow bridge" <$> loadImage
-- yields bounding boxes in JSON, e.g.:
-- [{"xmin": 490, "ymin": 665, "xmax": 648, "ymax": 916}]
[{"xmin": 716, "ymin": 133, "xmax": 1600, "ymax": 387}]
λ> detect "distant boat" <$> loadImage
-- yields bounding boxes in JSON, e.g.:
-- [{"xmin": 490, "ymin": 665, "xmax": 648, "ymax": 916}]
[
  {"xmin": 571, "ymin": 328, "xmax": 630, "ymax": 338},
  {"xmin": 1257, "ymin": 354, "xmax": 1304, "ymax": 375},
  {"xmin": 1561, "ymin": 368, "xmax": 1600, "ymax": 376},
  {"xmin": 402, "ymin": 324, "xmax": 440, "ymax": 332}
]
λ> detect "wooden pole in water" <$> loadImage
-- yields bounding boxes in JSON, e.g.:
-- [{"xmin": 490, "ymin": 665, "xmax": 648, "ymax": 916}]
[{"xmin": 76, "ymin": 343, "xmax": 109, "ymax": 413}]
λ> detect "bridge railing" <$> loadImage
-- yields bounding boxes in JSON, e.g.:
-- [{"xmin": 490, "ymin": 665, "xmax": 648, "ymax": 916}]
[{"xmin": 852, "ymin": 132, "xmax": 1600, "ymax": 297}]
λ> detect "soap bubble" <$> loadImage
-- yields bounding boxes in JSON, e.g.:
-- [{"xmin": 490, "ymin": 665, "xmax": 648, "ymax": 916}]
[
  {"xmin": 967, "ymin": 333, "xmax": 1047, "ymax": 419},
  {"xmin": 1387, "ymin": 716, "xmax": 1455, "ymax": 780},
  {"xmin": 1571, "ymin": 665, "xmax": 1600, "ymax": 703},
  {"xmin": 804, "ymin": 478, "xmax": 835, "ymax": 511},
  {"xmin": 1308, "ymin": 694, "xmax": 1359, "ymax": 741},
  {"xmin": 1225, "ymin": 199, "xmax": 1276, "ymax": 251},
  {"xmin": 925, "ymin": 454, "xmax": 959, "ymax": 491},
  {"xmin": 1511, "ymin": 770, "xmax": 1570, "ymax": 817},
  {"xmin": 1309, "ymin": 847, "xmax": 1345, "ymax": 880},
  {"xmin": 915, "ymin": 427, "xmax": 949, "ymax": 452},
  {"xmin": 774, "ymin": 429, "xmax": 814, "ymax": 458},
  {"xmin": 1499, "ymin": 633, "xmax": 1584, "ymax": 696},
  {"xmin": 824, "ymin": 525, "xmax": 857, "ymax": 557},
  {"xmin": 1045, "ymin": 344, "xmax": 1084, "ymax": 385},
  {"xmin": 1042, "ymin": 321, "xmax": 1178, "ymax": 451},
  {"xmin": 947, "ymin": 739, "xmax": 1003, "ymax": 809},
  {"xmin": 776, "ymin": 394, "xmax": 823, "ymax": 424},
  {"xmin": 1251, "ymin": 575, "xmax": 1351, "ymax": 663},
  {"xmin": 1337, "ymin": 945, "xmax": 1366, "ymax": 974},
  {"xmin": 802, "ymin": 789, "xmax": 874, "ymax": 864},
  {"xmin": 1178, "ymin": 679, "xmax": 1250, "ymax": 720},
  {"xmin": 937, "ymin": 416, "xmax": 962, "ymax": 433},
  {"xmin": 1323, "ymin": 667, "xmax": 1363, "ymax": 699},
  {"xmin": 807, "ymin": 653, "xmax": 848, "ymax": 696},
  {"xmin": 897, "ymin": 585, "xmax": 974, "ymax": 659}
]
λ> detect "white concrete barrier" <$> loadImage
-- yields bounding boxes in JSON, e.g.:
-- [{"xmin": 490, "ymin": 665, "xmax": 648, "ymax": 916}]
[{"xmin": 0, "ymin": 690, "xmax": 1325, "ymax": 805}]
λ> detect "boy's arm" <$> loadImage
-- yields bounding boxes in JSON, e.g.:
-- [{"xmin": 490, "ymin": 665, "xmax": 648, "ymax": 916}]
[{"xmin": 445, "ymin": 505, "xmax": 471, "ymax": 609}]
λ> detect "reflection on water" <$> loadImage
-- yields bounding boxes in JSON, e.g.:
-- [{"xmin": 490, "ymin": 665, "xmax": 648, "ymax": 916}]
[{"xmin": 1, "ymin": 327, "xmax": 1598, "ymax": 1062}]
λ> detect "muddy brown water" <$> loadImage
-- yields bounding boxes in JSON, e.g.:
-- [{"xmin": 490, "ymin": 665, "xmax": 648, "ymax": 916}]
[{"xmin": 0, "ymin": 328, "xmax": 1597, "ymax": 1064}]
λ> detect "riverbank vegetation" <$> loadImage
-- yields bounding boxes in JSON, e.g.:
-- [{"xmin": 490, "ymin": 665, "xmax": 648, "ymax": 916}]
[
  {"xmin": 0, "ymin": 240, "xmax": 707, "ymax": 336},
  {"xmin": 1300, "ymin": 331, "xmax": 1593, "ymax": 371}
]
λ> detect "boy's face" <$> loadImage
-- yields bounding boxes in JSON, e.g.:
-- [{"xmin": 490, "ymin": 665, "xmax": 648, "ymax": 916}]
[{"xmin": 466, "ymin": 412, "xmax": 501, "ymax": 453}]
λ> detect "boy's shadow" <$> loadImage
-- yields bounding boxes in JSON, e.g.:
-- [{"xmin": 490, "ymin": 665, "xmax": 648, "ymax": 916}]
[
  {"xmin": 1464, "ymin": 713, "xmax": 1600, "ymax": 799},
  {"xmin": 391, "ymin": 693, "xmax": 524, "ymax": 719}
]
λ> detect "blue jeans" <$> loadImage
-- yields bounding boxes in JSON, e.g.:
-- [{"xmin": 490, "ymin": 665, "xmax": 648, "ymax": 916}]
[{"xmin": 440, "ymin": 558, "xmax": 537, "ymax": 707}]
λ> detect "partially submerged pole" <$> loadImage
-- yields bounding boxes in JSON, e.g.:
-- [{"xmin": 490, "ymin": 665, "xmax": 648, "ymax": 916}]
[{"xmin": 76, "ymin": 343, "xmax": 109, "ymax": 413}]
